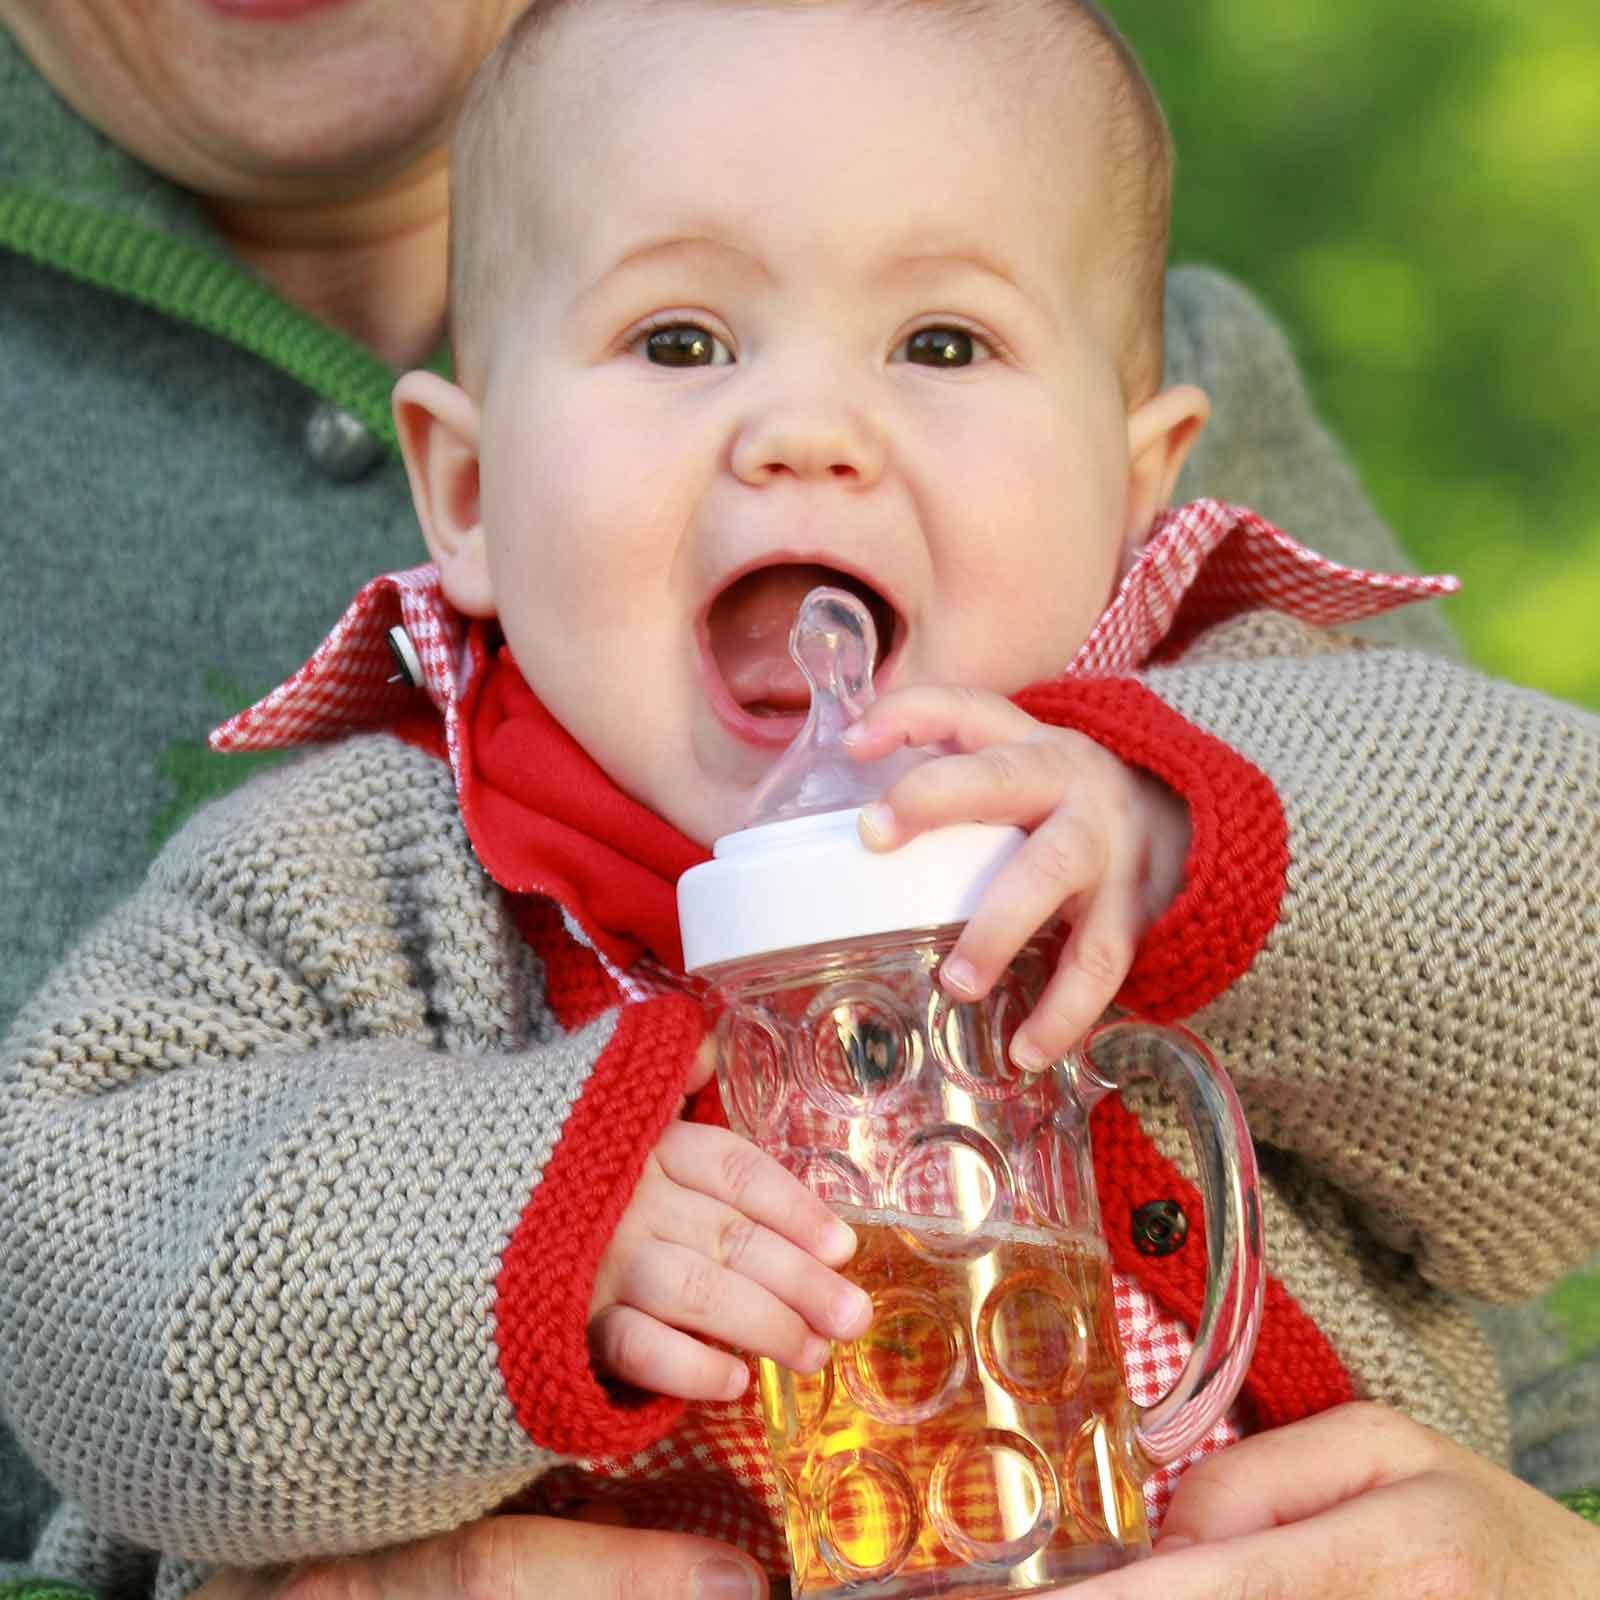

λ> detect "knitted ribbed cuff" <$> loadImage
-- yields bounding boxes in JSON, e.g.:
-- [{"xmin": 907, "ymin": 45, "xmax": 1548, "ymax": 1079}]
[
  {"xmin": 1013, "ymin": 676, "xmax": 1287, "ymax": 1019},
  {"xmin": 1559, "ymin": 1488, "xmax": 1600, "ymax": 1526},
  {"xmin": 0, "ymin": 1584, "xmax": 94, "ymax": 1600},
  {"xmin": 495, "ymin": 994, "xmax": 705, "ymax": 1457}
]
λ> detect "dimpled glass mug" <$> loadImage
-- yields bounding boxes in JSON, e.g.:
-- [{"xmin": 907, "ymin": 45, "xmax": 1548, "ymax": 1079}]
[{"xmin": 678, "ymin": 590, "xmax": 1264, "ymax": 1599}]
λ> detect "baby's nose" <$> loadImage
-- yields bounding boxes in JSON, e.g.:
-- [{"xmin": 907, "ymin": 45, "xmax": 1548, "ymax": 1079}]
[{"xmin": 730, "ymin": 393, "xmax": 887, "ymax": 488}]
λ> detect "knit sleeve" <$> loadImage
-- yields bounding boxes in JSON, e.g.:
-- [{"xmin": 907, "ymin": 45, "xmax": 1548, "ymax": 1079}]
[
  {"xmin": 0, "ymin": 736, "xmax": 701, "ymax": 1569},
  {"xmin": 1124, "ymin": 612, "xmax": 1600, "ymax": 1304}
]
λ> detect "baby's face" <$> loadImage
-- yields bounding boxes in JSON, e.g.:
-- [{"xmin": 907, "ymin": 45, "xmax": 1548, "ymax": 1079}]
[{"xmin": 465, "ymin": 1, "xmax": 1164, "ymax": 845}]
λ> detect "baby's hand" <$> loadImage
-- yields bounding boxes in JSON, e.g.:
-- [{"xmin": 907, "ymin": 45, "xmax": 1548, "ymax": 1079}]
[
  {"xmin": 843, "ymin": 685, "xmax": 1190, "ymax": 1068},
  {"xmin": 589, "ymin": 1118, "xmax": 873, "ymax": 1401}
]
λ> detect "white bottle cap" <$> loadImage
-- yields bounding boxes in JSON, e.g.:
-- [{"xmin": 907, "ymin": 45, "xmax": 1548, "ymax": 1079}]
[{"xmin": 678, "ymin": 807, "xmax": 1025, "ymax": 972}]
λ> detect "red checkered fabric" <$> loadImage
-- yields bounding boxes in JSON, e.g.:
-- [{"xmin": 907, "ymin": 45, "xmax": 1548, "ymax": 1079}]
[
  {"xmin": 210, "ymin": 500, "xmax": 1457, "ymax": 759},
  {"xmin": 210, "ymin": 563, "xmax": 471, "ymax": 780},
  {"xmin": 1118, "ymin": 1275, "xmax": 1239, "ymax": 1525},
  {"xmin": 1070, "ymin": 499, "xmax": 1457, "ymax": 677}
]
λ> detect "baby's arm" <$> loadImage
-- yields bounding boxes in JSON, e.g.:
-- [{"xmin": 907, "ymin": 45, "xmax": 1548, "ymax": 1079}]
[
  {"xmin": 0, "ymin": 736, "xmax": 719, "ymax": 1568},
  {"xmin": 850, "ymin": 617, "xmax": 1600, "ymax": 1301},
  {"xmin": 589, "ymin": 1112, "xmax": 871, "ymax": 1401}
]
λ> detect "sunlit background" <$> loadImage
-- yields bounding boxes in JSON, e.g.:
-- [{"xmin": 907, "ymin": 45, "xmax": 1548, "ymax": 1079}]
[{"xmin": 1107, "ymin": 0, "xmax": 1600, "ymax": 708}]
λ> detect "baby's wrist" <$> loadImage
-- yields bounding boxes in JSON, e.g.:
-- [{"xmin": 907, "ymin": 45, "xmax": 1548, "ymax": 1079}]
[{"xmin": 1131, "ymin": 768, "xmax": 1190, "ymax": 928}]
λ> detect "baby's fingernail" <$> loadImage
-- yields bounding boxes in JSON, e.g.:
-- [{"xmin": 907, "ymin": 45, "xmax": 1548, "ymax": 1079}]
[
  {"xmin": 693, "ymin": 1556, "xmax": 763, "ymax": 1600},
  {"xmin": 832, "ymin": 1284, "xmax": 872, "ymax": 1335},
  {"xmin": 798, "ymin": 1335, "xmax": 831, "ymax": 1371},
  {"xmin": 1010, "ymin": 1035, "xmax": 1046, "ymax": 1072},
  {"xmin": 941, "ymin": 956, "xmax": 979, "ymax": 997},
  {"xmin": 724, "ymin": 1364, "xmax": 750, "ymax": 1400},
  {"xmin": 839, "ymin": 721, "xmax": 866, "ymax": 745},
  {"xmin": 858, "ymin": 802, "xmax": 896, "ymax": 846},
  {"xmin": 822, "ymin": 1216, "xmax": 857, "ymax": 1260}
]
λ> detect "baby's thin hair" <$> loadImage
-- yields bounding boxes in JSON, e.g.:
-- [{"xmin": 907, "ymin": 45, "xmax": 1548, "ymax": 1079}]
[{"xmin": 449, "ymin": 0, "xmax": 1174, "ymax": 398}]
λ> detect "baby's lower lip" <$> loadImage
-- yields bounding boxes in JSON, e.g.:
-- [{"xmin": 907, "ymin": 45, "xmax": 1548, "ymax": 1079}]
[{"xmin": 698, "ymin": 646, "xmax": 806, "ymax": 747}]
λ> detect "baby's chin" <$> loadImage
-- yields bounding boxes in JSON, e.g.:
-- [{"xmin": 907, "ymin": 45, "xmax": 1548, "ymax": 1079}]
[{"xmin": 647, "ymin": 769, "xmax": 764, "ymax": 850}]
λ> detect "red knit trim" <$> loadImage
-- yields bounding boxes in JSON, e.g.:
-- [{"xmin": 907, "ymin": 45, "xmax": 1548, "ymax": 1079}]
[
  {"xmin": 512, "ymin": 898, "xmax": 622, "ymax": 1028},
  {"xmin": 1090, "ymin": 1098, "xmax": 1355, "ymax": 1431},
  {"xmin": 1014, "ymin": 676, "xmax": 1287, "ymax": 1018},
  {"xmin": 495, "ymin": 994, "xmax": 706, "ymax": 1457}
]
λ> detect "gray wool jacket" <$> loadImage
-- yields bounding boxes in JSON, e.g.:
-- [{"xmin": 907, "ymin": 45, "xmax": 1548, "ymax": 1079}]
[{"xmin": 2, "ymin": 17, "xmax": 1593, "ymax": 1589}]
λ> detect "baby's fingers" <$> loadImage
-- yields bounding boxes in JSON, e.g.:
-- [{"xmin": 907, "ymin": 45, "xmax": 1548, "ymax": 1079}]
[
  {"xmin": 589, "ymin": 1304, "xmax": 751, "ymax": 1402},
  {"xmin": 860, "ymin": 738, "xmax": 1080, "ymax": 851},
  {"xmin": 1007, "ymin": 884, "xmax": 1140, "ymax": 1068},
  {"xmin": 842, "ymin": 682, "xmax": 1041, "ymax": 763},
  {"xmin": 654, "ymin": 1120, "xmax": 855, "ymax": 1266},
  {"xmin": 937, "ymin": 802, "xmax": 1109, "ymax": 1003}
]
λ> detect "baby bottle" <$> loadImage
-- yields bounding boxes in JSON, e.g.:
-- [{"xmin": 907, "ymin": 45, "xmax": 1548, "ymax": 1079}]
[{"xmin": 677, "ymin": 588, "xmax": 1264, "ymax": 1598}]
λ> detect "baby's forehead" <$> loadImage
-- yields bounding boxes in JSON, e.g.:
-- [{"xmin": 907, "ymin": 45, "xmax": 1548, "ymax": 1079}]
[{"xmin": 455, "ymin": 0, "xmax": 1163, "ymax": 386}]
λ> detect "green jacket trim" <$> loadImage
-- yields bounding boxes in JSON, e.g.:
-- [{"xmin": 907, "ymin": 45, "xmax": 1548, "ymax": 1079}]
[
  {"xmin": 0, "ymin": 185, "xmax": 400, "ymax": 447},
  {"xmin": 0, "ymin": 1583, "xmax": 97, "ymax": 1600}
]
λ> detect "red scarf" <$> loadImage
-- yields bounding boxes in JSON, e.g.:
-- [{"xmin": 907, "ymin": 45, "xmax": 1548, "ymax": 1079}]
[{"xmin": 452, "ymin": 639, "xmax": 709, "ymax": 974}]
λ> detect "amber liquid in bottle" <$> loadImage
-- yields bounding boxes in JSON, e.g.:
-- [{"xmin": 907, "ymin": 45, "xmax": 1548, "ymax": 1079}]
[{"xmin": 758, "ymin": 1206, "xmax": 1149, "ymax": 1599}]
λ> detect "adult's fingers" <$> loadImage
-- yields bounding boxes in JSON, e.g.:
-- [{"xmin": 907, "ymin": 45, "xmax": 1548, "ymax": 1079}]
[
  {"xmin": 1153, "ymin": 1401, "xmax": 1443, "ymax": 1545},
  {"xmin": 1061, "ymin": 1403, "xmax": 1600, "ymax": 1599},
  {"xmin": 219, "ymin": 1515, "xmax": 769, "ymax": 1600}
]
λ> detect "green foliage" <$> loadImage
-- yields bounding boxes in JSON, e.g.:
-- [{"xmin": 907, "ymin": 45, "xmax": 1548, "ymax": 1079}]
[
  {"xmin": 1105, "ymin": 0, "xmax": 1600, "ymax": 706},
  {"xmin": 149, "ymin": 670, "xmax": 287, "ymax": 850},
  {"xmin": 1549, "ymin": 1268, "xmax": 1600, "ymax": 1362}
]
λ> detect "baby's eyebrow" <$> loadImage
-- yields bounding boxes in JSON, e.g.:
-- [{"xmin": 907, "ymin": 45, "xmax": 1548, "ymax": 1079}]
[
  {"xmin": 576, "ymin": 233, "xmax": 773, "ymax": 304},
  {"xmin": 877, "ymin": 245, "xmax": 1033, "ymax": 301}
]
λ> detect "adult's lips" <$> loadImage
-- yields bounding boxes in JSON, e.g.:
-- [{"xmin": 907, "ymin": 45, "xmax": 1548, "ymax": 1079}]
[{"xmin": 704, "ymin": 562, "xmax": 899, "ymax": 719}]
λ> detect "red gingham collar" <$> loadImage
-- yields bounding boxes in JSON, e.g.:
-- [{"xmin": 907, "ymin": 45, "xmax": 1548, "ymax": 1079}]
[{"xmin": 211, "ymin": 499, "xmax": 1458, "ymax": 782}]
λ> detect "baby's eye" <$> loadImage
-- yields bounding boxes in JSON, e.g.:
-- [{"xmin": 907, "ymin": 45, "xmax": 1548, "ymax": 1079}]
[
  {"xmin": 898, "ymin": 326, "xmax": 991, "ymax": 368},
  {"xmin": 636, "ymin": 323, "xmax": 733, "ymax": 367}
]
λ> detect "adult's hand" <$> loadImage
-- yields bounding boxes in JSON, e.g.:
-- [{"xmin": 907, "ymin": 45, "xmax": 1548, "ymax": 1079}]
[
  {"xmin": 192, "ymin": 1515, "xmax": 767, "ymax": 1600},
  {"xmin": 1066, "ymin": 1402, "xmax": 1600, "ymax": 1597}
]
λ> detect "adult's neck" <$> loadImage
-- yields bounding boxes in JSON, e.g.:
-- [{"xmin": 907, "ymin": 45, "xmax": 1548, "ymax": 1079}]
[{"xmin": 204, "ymin": 148, "xmax": 451, "ymax": 371}]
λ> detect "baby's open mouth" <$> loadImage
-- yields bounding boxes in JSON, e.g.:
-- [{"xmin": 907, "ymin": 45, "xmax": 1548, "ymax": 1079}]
[{"xmin": 706, "ymin": 563, "xmax": 898, "ymax": 718}]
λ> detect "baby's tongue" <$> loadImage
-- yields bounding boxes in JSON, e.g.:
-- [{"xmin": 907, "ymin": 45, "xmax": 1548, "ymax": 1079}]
[{"xmin": 708, "ymin": 564, "xmax": 842, "ymax": 713}]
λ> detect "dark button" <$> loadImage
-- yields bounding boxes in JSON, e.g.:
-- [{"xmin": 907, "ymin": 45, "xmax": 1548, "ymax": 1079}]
[
  {"xmin": 1132, "ymin": 1199, "xmax": 1188, "ymax": 1257},
  {"xmin": 305, "ymin": 400, "xmax": 384, "ymax": 483}
]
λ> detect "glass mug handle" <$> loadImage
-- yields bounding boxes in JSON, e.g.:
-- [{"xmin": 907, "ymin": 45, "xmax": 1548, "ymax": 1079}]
[{"xmin": 1077, "ymin": 1017, "xmax": 1265, "ymax": 1465}]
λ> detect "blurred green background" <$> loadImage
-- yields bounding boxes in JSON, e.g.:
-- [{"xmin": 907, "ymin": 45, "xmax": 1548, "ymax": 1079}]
[{"xmin": 1106, "ymin": 0, "xmax": 1600, "ymax": 709}]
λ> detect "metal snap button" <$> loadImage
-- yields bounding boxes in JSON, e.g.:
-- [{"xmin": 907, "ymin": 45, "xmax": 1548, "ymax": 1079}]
[
  {"xmin": 1131, "ymin": 1198, "xmax": 1188, "ymax": 1257},
  {"xmin": 305, "ymin": 400, "xmax": 384, "ymax": 483}
]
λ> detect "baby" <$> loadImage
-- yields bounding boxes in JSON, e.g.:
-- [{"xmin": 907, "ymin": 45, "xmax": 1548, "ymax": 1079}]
[
  {"xmin": 398, "ymin": 0, "xmax": 1209, "ymax": 1414},
  {"xmin": 5, "ymin": 0, "xmax": 1598, "ymax": 1595}
]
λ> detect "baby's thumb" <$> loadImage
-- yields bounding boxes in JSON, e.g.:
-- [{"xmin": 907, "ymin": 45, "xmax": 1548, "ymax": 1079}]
[{"xmin": 684, "ymin": 1032, "xmax": 718, "ymax": 1095}]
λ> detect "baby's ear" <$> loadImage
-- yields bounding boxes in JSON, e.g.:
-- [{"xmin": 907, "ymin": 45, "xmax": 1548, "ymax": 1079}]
[
  {"xmin": 1120, "ymin": 383, "xmax": 1211, "ymax": 575},
  {"xmin": 392, "ymin": 370, "xmax": 496, "ymax": 618}
]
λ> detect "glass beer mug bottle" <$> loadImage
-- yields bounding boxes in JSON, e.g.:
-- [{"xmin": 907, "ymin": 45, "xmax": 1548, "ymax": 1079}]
[{"xmin": 678, "ymin": 589, "xmax": 1264, "ymax": 1598}]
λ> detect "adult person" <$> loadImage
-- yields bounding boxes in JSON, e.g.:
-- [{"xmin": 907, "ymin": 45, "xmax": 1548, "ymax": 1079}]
[{"xmin": 0, "ymin": 3, "xmax": 1588, "ymax": 1596}]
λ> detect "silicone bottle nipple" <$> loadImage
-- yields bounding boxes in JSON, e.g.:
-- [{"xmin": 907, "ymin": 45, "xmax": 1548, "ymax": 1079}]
[{"xmin": 745, "ymin": 586, "xmax": 925, "ymax": 826}]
